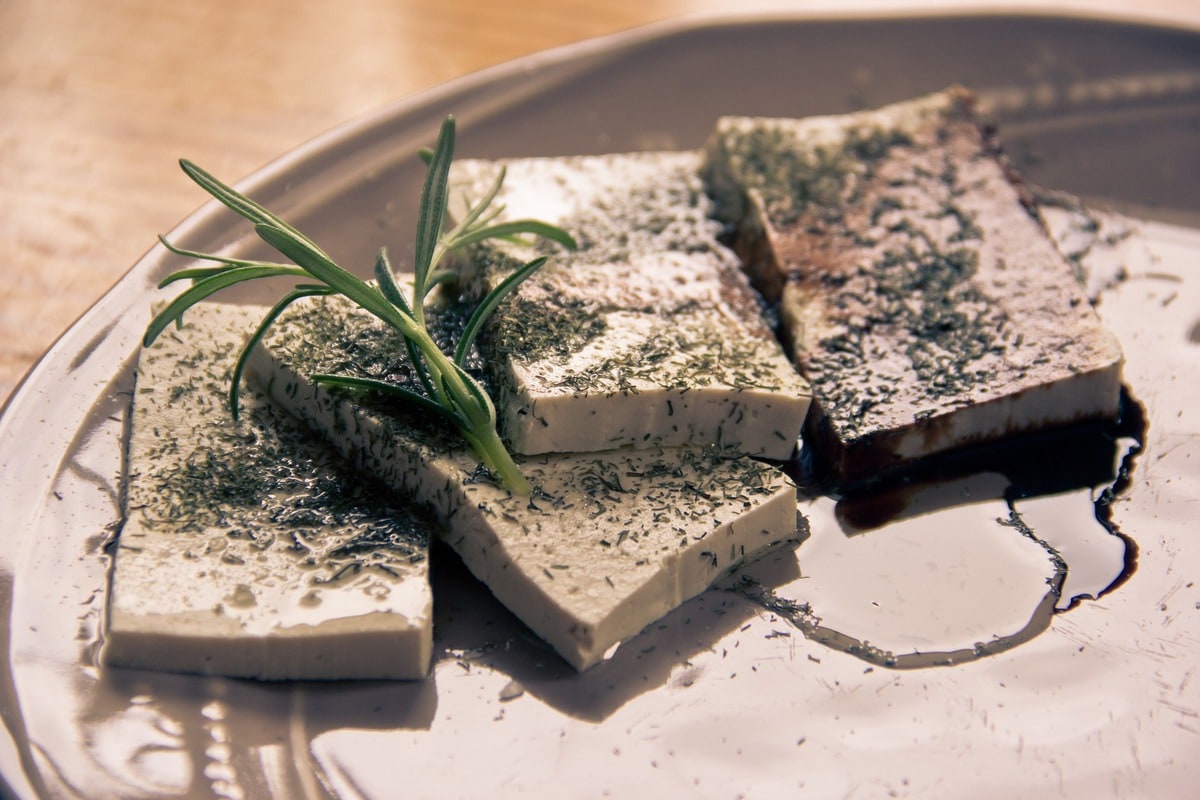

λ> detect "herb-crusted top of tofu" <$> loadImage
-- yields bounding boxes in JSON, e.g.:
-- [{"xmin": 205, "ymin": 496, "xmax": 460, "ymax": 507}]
[
  {"xmin": 445, "ymin": 151, "xmax": 811, "ymax": 458},
  {"xmin": 109, "ymin": 304, "xmax": 434, "ymax": 680},
  {"xmin": 455, "ymin": 151, "xmax": 725, "ymax": 271},
  {"xmin": 704, "ymin": 93, "xmax": 944, "ymax": 235},
  {"xmin": 127, "ymin": 307, "xmax": 430, "ymax": 592},
  {"xmin": 703, "ymin": 88, "xmax": 1124, "ymax": 479}
]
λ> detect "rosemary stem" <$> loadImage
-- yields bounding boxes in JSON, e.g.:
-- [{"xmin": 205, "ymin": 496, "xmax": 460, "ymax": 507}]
[
  {"xmin": 462, "ymin": 425, "xmax": 531, "ymax": 496},
  {"xmin": 380, "ymin": 300, "xmax": 529, "ymax": 494}
]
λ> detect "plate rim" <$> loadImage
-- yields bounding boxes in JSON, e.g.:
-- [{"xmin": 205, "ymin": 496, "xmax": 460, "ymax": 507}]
[{"xmin": 3, "ymin": 5, "xmax": 1200, "ymax": 797}]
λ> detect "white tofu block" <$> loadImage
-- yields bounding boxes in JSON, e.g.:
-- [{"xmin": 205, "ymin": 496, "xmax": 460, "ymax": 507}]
[
  {"xmin": 250, "ymin": 296, "xmax": 801, "ymax": 670},
  {"xmin": 703, "ymin": 88, "xmax": 1125, "ymax": 484},
  {"xmin": 104, "ymin": 304, "xmax": 433, "ymax": 680},
  {"xmin": 446, "ymin": 150, "xmax": 811, "ymax": 460}
]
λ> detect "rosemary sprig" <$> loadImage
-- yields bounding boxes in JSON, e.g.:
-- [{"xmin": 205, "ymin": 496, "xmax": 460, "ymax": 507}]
[{"xmin": 145, "ymin": 115, "xmax": 576, "ymax": 494}]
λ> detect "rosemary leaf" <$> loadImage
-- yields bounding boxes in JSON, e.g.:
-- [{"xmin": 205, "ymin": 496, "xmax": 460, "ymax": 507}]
[
  {"xmin": 145, "ymin": 264, "xmax": 308, "ymax": 345},
  {"xmin": 450, "ymin": 219, "xmax": 578, "ymax": 251},
  {"xmin": 413, "ymin": 116, "xmax": 455, "ymax": 301},
  {"xmin": 455, "ymin": 256, "xmax": 548, "ymax": 366},
  {"xmin": 311, "ymin": 374, "xmax": 455, "ymax": 422},
  {"xmin": 230, "ymin": 285, "xmax": 334, "ymax": 418}
]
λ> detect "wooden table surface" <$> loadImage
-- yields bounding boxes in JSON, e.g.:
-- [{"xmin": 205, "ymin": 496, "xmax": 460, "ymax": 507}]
[{"xmin": 2, "ymin": 0, "xmax": 1197, "ymax": 407}]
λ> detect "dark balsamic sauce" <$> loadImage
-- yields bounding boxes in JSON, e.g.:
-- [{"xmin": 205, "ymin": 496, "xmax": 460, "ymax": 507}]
[{"xmin": 742, "ymin": 386, "xmax": 1147, "ymax": 669}]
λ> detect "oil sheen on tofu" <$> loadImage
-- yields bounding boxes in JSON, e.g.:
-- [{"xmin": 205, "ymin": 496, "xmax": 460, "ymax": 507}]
[
  {"xmin": 105, "ymin": 304, "xmax": 433, "ymax": 680},
  {"xmin": 703, "ymin": 87, "xmax": 1124, "ymax": 484},
  {"xmin": 249, "ymin": 296, "xmax": 802, "ymax": 671},
  {"xmin": 446, "ymin": 150, "xmax": 811, "ymax": 460}
]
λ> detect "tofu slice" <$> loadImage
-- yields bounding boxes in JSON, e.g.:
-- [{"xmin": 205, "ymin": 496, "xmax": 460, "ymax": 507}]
[
  {"xmin": 445, "ymin": 150, "xmax": 811, "ymax": 460},
  {"xmin": 248, "ymin": 295, "xmax": 801, "ymax": 670},
  {"xmin": 703, "ymin": 87, "xmax": 1125, "ymax": 484},
  {"xmin": 104, "ymin": 304, "xmax": 433, "ymax": 680}
]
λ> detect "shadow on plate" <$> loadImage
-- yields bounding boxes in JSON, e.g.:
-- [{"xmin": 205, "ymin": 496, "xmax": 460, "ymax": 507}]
[{"xmin": 427, "ymin": 535, "xmax": 803, "ymax": 723}]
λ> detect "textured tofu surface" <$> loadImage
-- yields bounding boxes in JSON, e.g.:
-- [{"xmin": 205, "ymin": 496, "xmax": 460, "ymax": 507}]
[
  {"xmin": 105, "ymin": 304, "xmax": 433, "ymax": 680},
  {"xmin": 704, "ymin": 88, "xmax": 1125, "ymax": 484},
  {"xmin": 446, "ymin": 150, "xmax": 811, "ymax": 460},
  {"xmin": 251, "ymin": 296, "xmax": 801, "ymax": 670}
]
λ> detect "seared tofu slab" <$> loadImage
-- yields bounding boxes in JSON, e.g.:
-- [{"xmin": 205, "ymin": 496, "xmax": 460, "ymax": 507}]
[
  {"xmin": 703, "ymin": 88, "xmax": 1124, "ymax": 484},
  {"xmin": 249, "ymin": 295, "xmax": 801, "ymax": 670},
  {"xmin": 105, "ymin": 304, "xmax": 433, "ymax": 680},
  {"xmin": 446, "ymin": 151, "xmax": 811, "ymax": 460}
]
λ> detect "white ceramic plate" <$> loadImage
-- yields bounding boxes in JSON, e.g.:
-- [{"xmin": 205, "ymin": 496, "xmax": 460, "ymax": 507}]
[{"xmin": 3, "ymin": 9, "xmax": 1199, "ymax": 799}]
